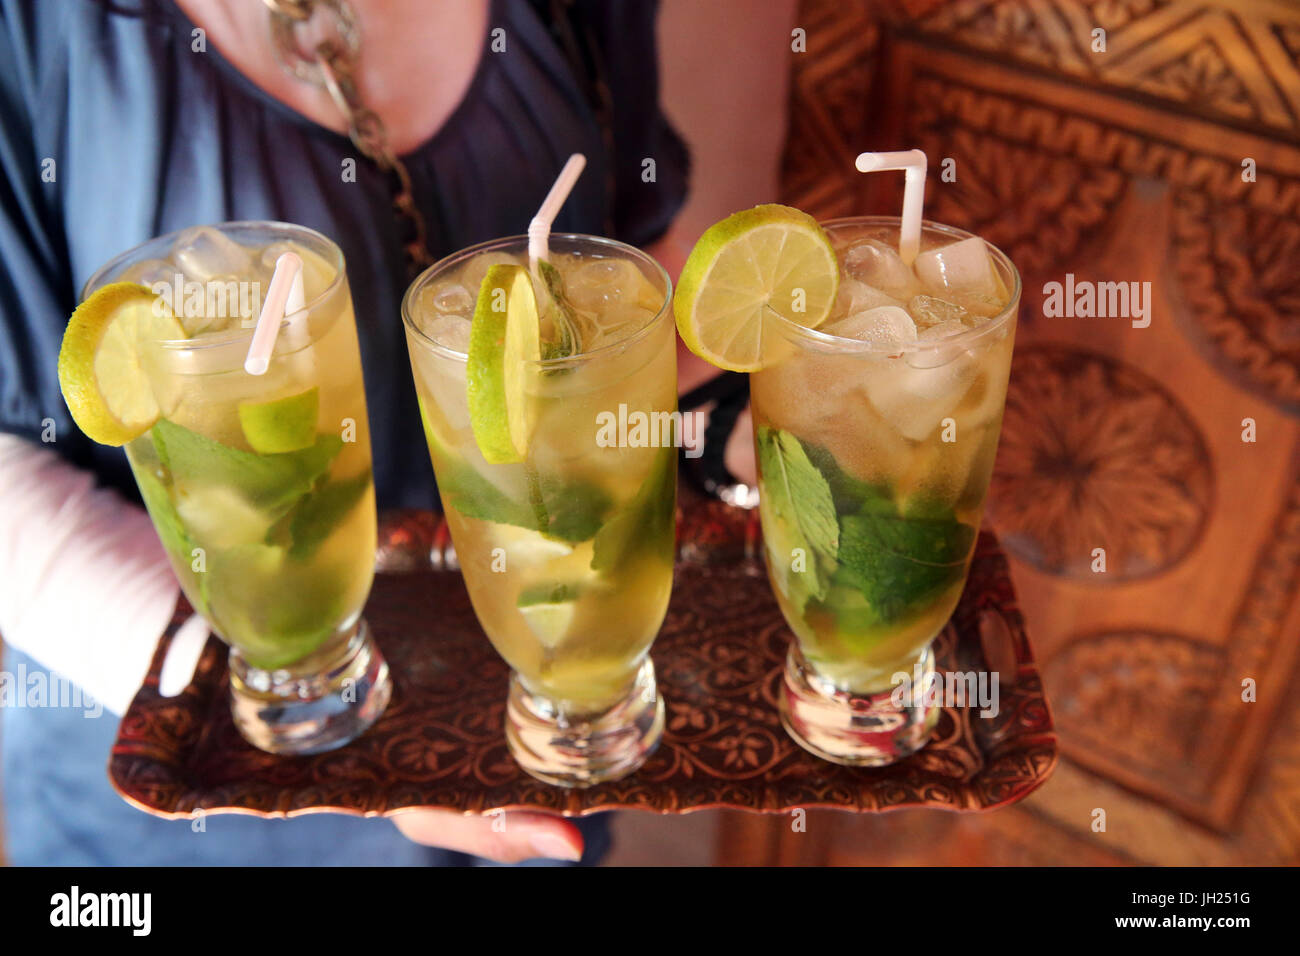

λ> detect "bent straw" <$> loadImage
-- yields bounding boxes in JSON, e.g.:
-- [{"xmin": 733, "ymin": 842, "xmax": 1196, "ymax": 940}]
[
  {"xmin": 528, "ymin": 153, "xmax": 587, "ymax": 270},
  {"xmin": 244, "ymin": 252, "xmax": 303, "ymax": 376},
  {"xmin": 854, "ymin": 150, "xmax": 927, "ymax": 265}
]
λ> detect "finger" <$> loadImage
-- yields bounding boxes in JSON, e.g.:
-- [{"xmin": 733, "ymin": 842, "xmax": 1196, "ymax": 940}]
[
  {"xmin": 391, "ymin": 809, "xmax": 584, "ymax": 863},
  {"xmin": 158, "ymin": 613, "xmax": 210, "ymax": 697}
]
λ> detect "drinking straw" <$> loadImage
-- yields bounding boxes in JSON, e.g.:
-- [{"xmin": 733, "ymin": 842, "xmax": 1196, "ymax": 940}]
[
  {"xmin": 244, "ymin": 251, "xmax": 303, "ymax": 375},
  {"xmin": 528, "ymin": 153, "xmax": 587, "ymax": 270},
  {"xmin": 854, "ymin": 150, "xmax": 927, "ymax": 265},
  {"xmin": 286, "ymin": 262, "xmax": 306, "ymax": 318}
]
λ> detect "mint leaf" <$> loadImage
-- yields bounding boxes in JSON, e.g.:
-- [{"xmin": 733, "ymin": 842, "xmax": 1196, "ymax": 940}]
[
  {"xmin": 438, "ymin": 460, "xmax": 539, "ymax": 530},
  {"xmin": 152, "ymin": 418, "xmax": 341, "ymax": 516},
  {"xmin": 800, "ymin": 440, "xmax": 893, "ymax": 517},
  {"xmin": 420, "ymin": 397, "xmax": 536, "ymax": 528},
  {"xmin": 134, "ymin": 462, "xmax": 194, "ymax": 567},
  {"xmin": 759, "ymin": 427, "xmax": 977, "ymax": 631},
  {"xmin": 420, "ymin": 397, "xmax": 609, "ymax": 541},
  {"xmin": 132, "ymin": 461, "xmax": 211, "ymax": 616},
  {"xmin": 755, "ymin": 426, "xmax": 839, "ymax": 611},
  {"xmin": 283, "ymin": 468, "xmax": 373, "ymax": 561},
  {"xmin": 835, "ymin": 504, "xmax": 976, "ymax": 626},
  {"xmin": 530, "ymin": 469, "xmax": 612, "ymax": 543},
  {"xmin": 591, "ymin": 445, "xmax": 676, "ymax": 572},
  {"xmin": 537, "ymin": 259, "xmax": 581, "ymax": 360}
]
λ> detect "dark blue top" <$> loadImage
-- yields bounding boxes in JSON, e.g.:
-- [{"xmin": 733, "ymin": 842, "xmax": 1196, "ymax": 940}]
[
  {"xmin": 0, "ymin": 0, "xmax": 688, "ymax": 509},
  {"xmin": 0, "ymin": 0, "xmax": 684, "ymax": 865}
]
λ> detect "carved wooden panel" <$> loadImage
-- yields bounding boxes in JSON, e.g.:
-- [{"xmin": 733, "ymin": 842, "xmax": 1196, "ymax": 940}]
[
  {"xmin": 780, "ymin": 0, "xmax": 881, "ymax": 214},
  {"xmin": 883, "ymin": 0, "xmax": 1300, "ymax": 140},
  {"xmin": 745, "ymin": 0, "xmax": 1300, "ymax": 865}
]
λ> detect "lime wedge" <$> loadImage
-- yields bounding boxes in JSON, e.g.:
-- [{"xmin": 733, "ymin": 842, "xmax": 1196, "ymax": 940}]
[
  {"xmin": 238, "ymin": 386, "xmax": 320, "ymax": 454},
  {"xmin": 467, "ymin": 264, "xmax": 540, "ymax": 464},
  {"xmin": 57, "ymin": 282, "xmax": 186, "ymax": 446},
  {"xmin": 517, "ymin": 582, "xmax": 580, "ymax": 648},
  {"xmin": 174, "ymin": 484, "xmax": 276, "ymax": 549},
  {"xmin": 674, "ymin": 204, "xmax": 838, "ymax": 372}
]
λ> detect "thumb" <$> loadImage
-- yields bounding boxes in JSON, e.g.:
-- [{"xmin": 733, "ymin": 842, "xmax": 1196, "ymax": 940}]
[{"xmin": 391, "ymin": 809, "xmax": 584, "ymax": 864}]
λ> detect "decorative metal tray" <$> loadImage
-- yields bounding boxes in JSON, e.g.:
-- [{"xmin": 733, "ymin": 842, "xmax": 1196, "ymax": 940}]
[{"xmin": 110, "ymin": 495, "xmax": 1056, "ymax": 818}]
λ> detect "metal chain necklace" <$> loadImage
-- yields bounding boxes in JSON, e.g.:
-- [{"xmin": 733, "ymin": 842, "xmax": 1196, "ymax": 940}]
[{"xmin": 262, "ymin": 0, "xmax": 434, "ymax": 275}]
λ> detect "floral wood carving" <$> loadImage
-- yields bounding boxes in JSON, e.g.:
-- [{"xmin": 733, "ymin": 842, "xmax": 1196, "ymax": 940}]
[{"xmin": 987, "ymin": 345, "xmax": 1213, "ymax": 579}]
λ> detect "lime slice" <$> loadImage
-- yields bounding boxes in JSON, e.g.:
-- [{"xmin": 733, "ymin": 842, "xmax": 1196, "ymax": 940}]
[
  {"xmin": 517, "ymin": 582, "xmax": 580, "ymax": 648},
  {"xmin": 674, "ymin": 204, "xmax": 838, "ymax": 372},
  {"xmin": 238, "ymin": 386, "xmax": 320, "ymax": 454},
  {"xmin": 57, "ymin": 282, "xmax": 186, "ymax": 446},
  {"xmin": 174, "ymin": 484, "xmax": 276, "ymax": 550},
  {"xmin": 490, "ymin": 524, "xmax": 575, "ymax": 565},
  {"xmin": 467, "ymin": 264, "xmax": 540, "ymax": 464}
]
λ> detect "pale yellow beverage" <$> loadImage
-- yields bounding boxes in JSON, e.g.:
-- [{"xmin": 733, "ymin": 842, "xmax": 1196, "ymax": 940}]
[
  {"xmin": 742, "ymin": 215, "xmax": 1019, "ymax": 765},
  {"xmin": 404, "ymin": 234, "xmax": 676, "ymax": 786},
  {"xmin": 752, "ymin": 218, "xmax": 1017, "ymax": 694},
  {"xmin": 78, "ymin": 222, "xmax": 388, "ymax": 754},
  {"xmin": 671, "ymin": 199, "xmax": 1019, "ymax": 766}
]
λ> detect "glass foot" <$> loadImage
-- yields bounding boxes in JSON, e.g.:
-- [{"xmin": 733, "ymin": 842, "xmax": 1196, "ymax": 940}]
[
  {"xmin": 228, "ymin": 618, "xmax": 391, "ymax": 755},
  {"xmin": 506, "ymin": 658, "xmax": 664, "ymax": 788},
  {"xmin": 779, "ymin": 643, "xmax": 939, "ymax": 767}
]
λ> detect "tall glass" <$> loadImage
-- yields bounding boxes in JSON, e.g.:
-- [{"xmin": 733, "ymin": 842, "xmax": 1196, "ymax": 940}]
[
  {"xmin": 85, "ymin": 222, "xmax": 391, "ymax": 754},
  {"xmin": 403, "ymin": 235, "xmax": 676, "ymax": 787},
  {"xmin": 749, "ymin": 216, "xmax": 1019, "ymax": 765}
]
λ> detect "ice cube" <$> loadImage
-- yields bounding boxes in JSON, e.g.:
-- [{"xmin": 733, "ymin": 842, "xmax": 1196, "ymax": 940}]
[
  {"xmin": 564, "ymin": 257, "xmax": 658, "ymax": 311},
  {"xmin": 176, "ymin": 274, "xmax": 247, "ymax": 337},
  {"xmin": 459, "ymin": 251, "xmax": 521, "ymax": 298},
  {"xmin": 834, "ymin": 278, "xmax": 903, "ymax": 315},
  {"xmin": 920, "ymin": 319, "xmax": 969, "ymax": 340},
  {"xmin": 417, "ymin": 281, "xmax": 473, "ymax": 324},
  {"xmin": 255, "ymin": 240, "xmax": 325, "ymax": 299},
  {"xmin": 588, "ymin": 302, "xmax": 654, "ymax": 348},
  {"xmin": 423, "ymin": 314, "xmax": 471, "ymax": 353},
  {"xmin": 913, "ymin": 236, "xmax": 999, "ymax": 298},
  {"xmin": 840, "ymin": 238, "xmax": 920, "ymax": 299},
  {"xmin": 411, "ymin": 316, "xmax": 472, "ymax": 429},
  {"xmin": 864, "ymin": 333, "xmax": 979, "ymax": 441},
  {"xmin": 257, "ymin": 241, "xmax": 294, "ymax": 283},
  {"xmin": 754, "ymin": 356, "xmax": 913, "ymax": 483},
  {"xmin": 959, "ymin": 369, "xmax": 1008, "ymax": 430},
  {"xmin": 431, "ymin": 282, "xmax": 473, "ymax": 315},
  {"xmin": 291, "ymin": 244, "xmax": 339, "ymax": 301},
  {"xmin": 170, "ymin": 226, "xmax": 253, "ymax": 283},
  {"xmin": 908, "ymin": 294, "xmax": 970, "ymax": 330},
  {"xmin": 824, "ymin": 306, "xmax": 918, "ymax": 351},
  {"xmin": 909, "ymin": 319, "xmax": 971, "ymax": 369},
  {"xmin": 121, "ymin": 258, "xmax": 178, "ymax": 289},
  {"xmin": 951, "ymin": 291, "xmax": 1006, "ymax": 321}
]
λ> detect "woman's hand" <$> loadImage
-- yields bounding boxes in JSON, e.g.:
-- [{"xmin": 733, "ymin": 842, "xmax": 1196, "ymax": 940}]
[{"xmin": 391, "ymin": 809, "xmax": 584, "ymax": 863}]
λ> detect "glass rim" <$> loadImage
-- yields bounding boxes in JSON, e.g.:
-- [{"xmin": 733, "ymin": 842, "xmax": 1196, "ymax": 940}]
[
  {"xmin": 401, "ymin": 232, "xmax": 674, "ymax": 370},
  {"xmin": 81, "ymin": 220, "xmax": 347, "ymax": 352},
  {"xmin": 766, "ymin": 215, "xmax": 1021, "ymax": 356}
]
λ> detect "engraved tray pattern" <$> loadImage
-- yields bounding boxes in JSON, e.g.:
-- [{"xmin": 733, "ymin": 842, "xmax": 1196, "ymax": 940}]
[{"xmin": 110, "ymin": 497, "xmax": 1056, "ymax": 817}]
